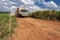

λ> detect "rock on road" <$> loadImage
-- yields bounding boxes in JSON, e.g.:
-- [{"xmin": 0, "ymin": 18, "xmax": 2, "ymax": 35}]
[{"xmin": 12, "ymin": 17, "xmax": 60, "ymax": 40}]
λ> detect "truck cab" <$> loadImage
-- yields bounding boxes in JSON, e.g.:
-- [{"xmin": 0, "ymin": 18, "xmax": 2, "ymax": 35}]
[
  {"xmin": 15, "ymin": 6, "xmax": 28, "ymax": 17},
  {"xmin": 19, "ymin": 9, "xmax": 28, "ymax": 17}
]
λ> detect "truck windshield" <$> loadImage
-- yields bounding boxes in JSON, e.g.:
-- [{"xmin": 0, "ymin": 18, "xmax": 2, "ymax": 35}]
[{"xmin": 20, "ymin": 10, "xmax": 28, "ymax": 12}]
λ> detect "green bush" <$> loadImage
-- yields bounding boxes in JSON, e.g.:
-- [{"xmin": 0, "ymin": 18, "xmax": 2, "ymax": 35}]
[
  {"xmin": 29, "ymin": 10, "xmax": 60, "ymax": 21},
  {"xmin": 0, "ymin": 13, "xmax": 17, "ymax": 40}
]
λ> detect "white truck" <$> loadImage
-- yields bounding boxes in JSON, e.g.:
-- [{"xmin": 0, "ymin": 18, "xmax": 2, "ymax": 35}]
[
  {"xmin": 15, "ymin": 6, "xmax": 28, "ymax": 17},
  {"xmin": 19, "ymin": 9, "xmax": 28, "ymax": 17}
]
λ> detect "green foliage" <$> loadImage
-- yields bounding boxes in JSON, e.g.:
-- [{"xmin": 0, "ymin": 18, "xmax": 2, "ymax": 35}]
[
  {"xmin": 0, "ymin": 13, "xmax": 17, "ymax": 40},
  {"xmin": 29, "ymin": 10, "xmax": 60, "ymax": 21}
]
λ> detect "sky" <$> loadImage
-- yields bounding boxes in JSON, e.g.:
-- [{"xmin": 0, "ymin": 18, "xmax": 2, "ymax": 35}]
[
  {"xmin": 0, "ymin": 0, "xmax": 60, "ymax": 12},
  {"xmin": 45, "ymin": 0, "xmax": 60, "ymax": 5}
]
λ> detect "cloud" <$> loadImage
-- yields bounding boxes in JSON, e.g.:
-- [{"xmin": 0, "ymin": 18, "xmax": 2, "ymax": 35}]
[
  {"xmin": 3, "ymin": 6, "xmax": 9, "ymax": 9},
  {"xmin": 9, "ymin": 0, "xmax": 41, "ymax": 12},
  {"xmin": 3, "ymin": 0, "xmax": 6, "ymax": 1},
  {"xmin": 4, "ymin": 2, "xmax": 8, "ymax": 5},
  {"xmin": 57, "ymin": 5, "xmax": 60, "ymax": 10},
  {"xmin": 26, "ymin": 5, "xmax": 41, "ymax": 12},
  {"xmin": 21, "ymin": 0, "xmax": 35, "ymax": 5},
  {"xmin": 10, "ymin": 6, "xmax": 18, "ymax": 12},
  {"xmin": 0, "ymin": 0, "xmax": 59, "ymax": 12},
  {"xmin": 10, "ymin": 1, "xmax": 17, "ymax": 5},
  {"xmin": 42, "ymin": 0, "xmax": 58, "ymax": 8}
]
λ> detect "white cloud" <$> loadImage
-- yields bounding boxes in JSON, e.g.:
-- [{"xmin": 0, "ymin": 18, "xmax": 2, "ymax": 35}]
[
  {"xmin": 4, "ymin": 2, "xmax": 8, "ymax": 5},
  {"xmin": 10, "ymin": 1, "xmax": 17, "ymax": 5},
  {"xmin": 0, "ymin": 0, "xmax": 59, "ymax": 12},
  {"xmin": 10, "ymin": 6, "xmax": 17, "ymax": 12},
  {"xmin": 43, "ymin": 0, "xmax": 58, "ymax": 8},
  {"xmin": 59, "ymin": 5, "xmax": 60, "ymax": 7},
  {"xmin": 20, "ymin": 0, "xmax": 41, "ymax": 11},
  {"xmin": 30, "ymin": 6, "xmax": 41, "ymax": 10},
  {"xmin": 3, "ymin": 6, "xmax": 9, "ymax": 9},
  {"xmin": 3, "ymin": 0, "xmax": 5, "ymax": 1},
  {"xmin": 11, "ymin": 6, "xmax": 17, "ymax": 8},
  {"xmin": 24, "ymin": 5, "xmax": 41, "ymax": 12},
  {"xmin": 21, "ymin": 0, "xmax": 34, "ymax": 5},
  {"xmin": 58, "ymin": 5, "xmax": 60, "ymax": 9}
]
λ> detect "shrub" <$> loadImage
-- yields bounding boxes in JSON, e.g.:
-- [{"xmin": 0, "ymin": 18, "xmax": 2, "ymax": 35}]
[
  {"xmin": 0, "ymin": 13, "xmax": 17, "ymax": 40},
  {"xmin": 29, "ymin": 10, "xmax": 60, "ymax": 21}
]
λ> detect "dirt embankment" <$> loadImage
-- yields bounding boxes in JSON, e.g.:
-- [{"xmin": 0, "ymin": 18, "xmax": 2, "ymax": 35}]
[{"xmin": 12, "ymin": 17, "xmax": 60, "ymax": 40}]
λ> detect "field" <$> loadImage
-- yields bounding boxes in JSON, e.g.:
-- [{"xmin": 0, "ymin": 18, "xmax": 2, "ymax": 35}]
[
  {"xmin": 29, "ymin": 10, "xmax": 60, "ymax": 21},
  {"xmin": 0, "ymin": 12, "xmax": 17, "ymax": 40}
]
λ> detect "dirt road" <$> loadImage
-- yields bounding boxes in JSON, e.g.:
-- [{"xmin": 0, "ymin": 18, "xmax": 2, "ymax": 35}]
[{"xmin": 12, "ymin": 17, "xmax": 60, "ymax": 40}]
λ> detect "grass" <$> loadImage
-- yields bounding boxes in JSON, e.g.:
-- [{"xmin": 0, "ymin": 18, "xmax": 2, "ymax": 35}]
[
  {"xmin": 29, "ymin": 10, "xmax": 60, "ymax": 21},
  {"xmin": 0, "ymin": 12, "xmax": 17, "ymax": 40}
]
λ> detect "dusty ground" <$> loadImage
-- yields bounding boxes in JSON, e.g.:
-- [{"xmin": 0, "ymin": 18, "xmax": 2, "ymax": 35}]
[{"xmin": 12, "ymin": 17, "xmax": 60, "ymax": 40}]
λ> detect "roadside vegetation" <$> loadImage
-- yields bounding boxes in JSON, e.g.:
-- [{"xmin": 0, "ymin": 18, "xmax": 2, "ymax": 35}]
[
  {"xmin": 29, "ymin": 10, "xmax": 60, "ymax": 21},
  {"xmin": 0, "ymin": 12, "xmax": 17, "ymax": 40}
]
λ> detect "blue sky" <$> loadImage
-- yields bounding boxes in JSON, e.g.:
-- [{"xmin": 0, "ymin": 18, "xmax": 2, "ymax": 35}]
[
  {"xmin": 45, "ymin": 0, "xmax": 60, "ymax": 5},
  {"xmin": 0, "ymin": 0, "xmax": 60, "ymax": 12}
]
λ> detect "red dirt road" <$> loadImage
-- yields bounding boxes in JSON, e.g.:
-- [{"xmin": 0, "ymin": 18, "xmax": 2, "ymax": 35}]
[{"xmin": 12, "ymin": 17, "xmax": 60, "ymax": 40}]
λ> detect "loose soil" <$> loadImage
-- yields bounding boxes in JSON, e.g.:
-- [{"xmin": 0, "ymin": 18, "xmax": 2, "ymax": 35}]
[{"xmin": 12, "ymin": 17, "xmax": 60, "ymax": 40}]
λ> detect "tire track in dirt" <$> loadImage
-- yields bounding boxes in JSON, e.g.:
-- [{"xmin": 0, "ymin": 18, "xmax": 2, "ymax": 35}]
[
  {"xmin": 23, "ymin": 18, "xmax": 60, "ymax": 40},
  {"xmin": 12, "ymin": 17, "xmax": 60, "ymax": 40}
]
